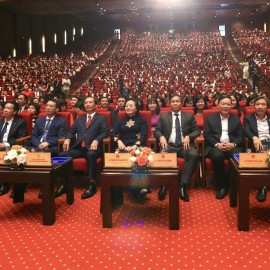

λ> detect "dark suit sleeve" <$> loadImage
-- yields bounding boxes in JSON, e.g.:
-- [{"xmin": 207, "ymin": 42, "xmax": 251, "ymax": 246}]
[
  {"xmin": 229, "ymin": 117, "xmax": 243, "ymax": 146},
  {"xmin": 182, "ymin": 112, "xmax": 200, "ymax": 141},
  {"xmin": 47, "ymin": 118, "xmax": 67, "ymax": 147},
  {"xmin": 244, "ymin": 115, "xmax": 257, "ymax": 139},
  {"xmin": 137, "ymin": 118, "xmax": 148, "ymax": 145},
  {"xmin": 65, "ymin": 118, "xmax": 79, "ymax": 140},
  {"xmin": 94, "ymin": 116, "xmax": 109, "ymax": 143},
  {"xmin": 154, "ymin": 113, "xmax": 166, "ymax": 140},
  {"xmin": 203, "ymin": 115, "xmax": 220, "ymax": 147},
  {"xmin": 8, "ymin": 119, "xmax": 27, "ymax": 146}
]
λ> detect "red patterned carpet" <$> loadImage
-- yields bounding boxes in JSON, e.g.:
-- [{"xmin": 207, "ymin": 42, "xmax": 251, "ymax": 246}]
[{"xmin": 0, "ymin": 187, "xmax": 270, "ymax": 269}]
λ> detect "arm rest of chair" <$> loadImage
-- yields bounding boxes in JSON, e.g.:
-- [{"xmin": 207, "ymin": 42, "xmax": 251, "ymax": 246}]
[
  {"xmin": 244, "ymin": 137, "xmax": 250, "ymax": 152},
  {"xmin": 148, "ymin": 135, "xmax": 157, "ymax": 152},
  {"xmin": 16, "ymin": 135, "xmax": 31, "ymax": 145},
  {"xmin": 58, "ymin": 137, "xmax": 66, "ymax": 152},
  {"xmin": 103, "ymin": 137, "xmax": 111, "ymax": 153}
]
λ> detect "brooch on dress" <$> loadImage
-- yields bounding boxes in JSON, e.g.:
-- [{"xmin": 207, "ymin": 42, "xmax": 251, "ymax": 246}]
[{"xmin": 126, "ymin": 119, "xmax": 135, "ymax": 128}]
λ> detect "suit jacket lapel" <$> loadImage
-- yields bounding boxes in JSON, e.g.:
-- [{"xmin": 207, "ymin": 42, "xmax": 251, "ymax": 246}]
[{"xmin": 8, "ymin": 118, "xmax": 18, "ymax": 139}]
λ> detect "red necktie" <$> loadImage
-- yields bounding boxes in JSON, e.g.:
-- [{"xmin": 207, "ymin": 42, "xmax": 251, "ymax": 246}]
[{"xmin": 81, "ymin": 115, "xmax": 91, "ymax": 147}]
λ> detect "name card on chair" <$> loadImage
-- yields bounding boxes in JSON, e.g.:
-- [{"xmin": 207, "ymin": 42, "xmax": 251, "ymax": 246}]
[
  {"xmin": 239, "ymin": 153, "xmax": 268, "ymax": 168},
  {"xmin": 0, "ymin": 152, "xmax": 6, "ymax": 165},
  {"xmin": 104, "ymin": 153, "xmax": 131, "ymax": 168},
  {"xmin": 26, "ymin": 152, "xmax": 52, "ymax": 167},
  {"xmin": 150, "ymin": 153, "xmax": 177, "ymax": 168}
]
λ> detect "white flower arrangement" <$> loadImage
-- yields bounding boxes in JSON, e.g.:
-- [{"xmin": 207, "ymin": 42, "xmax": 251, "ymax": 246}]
[{"xmin": 4, "ymin": 145, "xmax": 28, "ymax": 165}]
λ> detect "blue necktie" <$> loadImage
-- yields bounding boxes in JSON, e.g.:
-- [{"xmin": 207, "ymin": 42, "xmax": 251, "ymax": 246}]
[
  {"xmin": 174, "ymin": 114, "xmax": 182, "ymax": 146},
  {"xmin": 0, "ymin": 122, "xmax": 8, "ymax": 143},
  {"xmin": 42, "ymin": 119, "xmax": 51, "ymax": 142}
]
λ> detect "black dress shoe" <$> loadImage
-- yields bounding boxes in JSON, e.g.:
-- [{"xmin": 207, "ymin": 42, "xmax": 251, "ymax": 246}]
[
  {"xmin": 81, "ymin": 183, "xmax": 97, "ymax": 199},
  {"xmin": 0, "ymin": 184, "xmax": 11, "ymax": 196},
  {"xmin": 158, "ymin": 186, "xmax": 167, "ymax": 201},
  {"xmin": 38, "ymin": 191, "xmax": 43, "ymax": 199},
  {"xmin": 216, "ymin": 188, "xmax": 228, "ymax": 199},
  {"xmin": 256, "ymin": 187, "xmax": 267, "ymax": 202},
  {"xmin": 179, "ymin": 187, "xmax": 189, "ymax": 202},
  {"xmin": 54, "ymin": 184, "xmax": 66, "ymax": 198}
]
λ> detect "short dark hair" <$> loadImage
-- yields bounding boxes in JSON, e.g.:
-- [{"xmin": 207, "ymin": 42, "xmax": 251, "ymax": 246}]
[
  {"xmin": 170, "ymin": 94, "xmax": 181, "ymax": 102},
  {"xmin": 254, "ymin": 96, "xmax": 268, "ymax": 106},
  {"xmin": 46, "ymin": 99, "xmax": 59, "ymax": 109},
  {"xmin": 7, "ymin": 100, "xmax": 19, "ymax": 114},
  {"xmin": 218, "ymin": 94, "xmax": 232, "ymax": 103},
  {"xmin": 84, "ymin": 96, "xmax": 97, "ymax": 105},
  {"xmin": 28, "ymin": 102, "xmax": 40, "ymax": 115},
  {"xmin": 117, "ymin": 95, "xmax": 127, "ymax": 101},
  {"xmin": 75, "ymin": 99, "xmax": 84, "ymax": 110},
  {"xmin": 16, "ymin": 93, "xmax": 28, "ymax": 103}
]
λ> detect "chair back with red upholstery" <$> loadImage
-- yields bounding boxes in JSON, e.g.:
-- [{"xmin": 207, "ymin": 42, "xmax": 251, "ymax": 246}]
[
  {"xmin": 160, "ymin": 107, "xmax": 171, "ymax": 112},
  {"xmin": 18, "ymin": 111, "xmax": 33, "ymax": 136},
  {"xmin": 38, "ymin": 112, "xmax": 73, "ymax": 130},
  {"xmin": 67, "ymin": 108, "xmax": 77, "ymax": 120}
]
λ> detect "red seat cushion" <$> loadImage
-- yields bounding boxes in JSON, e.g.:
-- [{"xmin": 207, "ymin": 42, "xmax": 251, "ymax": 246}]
[
  {"xmin": 205, "ymin": 158, "xmax": 230, "ymax": 171},
  {"xmin": 72, "ymin": 157, "xmax": 102, "ymax": 171},
  {"xmin": 177, "ymin": 158, "xmax": 185, "ymax": 170}
]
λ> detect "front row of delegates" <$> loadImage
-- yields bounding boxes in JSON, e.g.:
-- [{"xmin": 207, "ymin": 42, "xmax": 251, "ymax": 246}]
[
  {"xmin": 154, "ymin": 94, "xmax": 200, "ymax": 202},
  {"xmin": 0, "ymin": 95, "xmax": 269, "ymax": 204},
  {"xmin": 244, "ymin": 96, "xmax": 270, "ymax": 202},
  {"xmin": 204, "ymin": 95, "xmax": 244, "ymax": 199},
  {"xmin": 0, "ymin": 101, "xmax": 27, "ymax": 195}
]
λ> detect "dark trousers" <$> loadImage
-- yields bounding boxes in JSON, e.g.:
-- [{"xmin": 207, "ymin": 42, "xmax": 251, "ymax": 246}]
[
  {"xmin": 207, "ymin": 147, "xmax": 241, "ymax": 188},
  {"xmin": 167, "ymin": 143, "xmax": 198, "ymax": 187},
  {"xmin": 60, "ymin": 147, "xmax": 101, "ymax": 180}
]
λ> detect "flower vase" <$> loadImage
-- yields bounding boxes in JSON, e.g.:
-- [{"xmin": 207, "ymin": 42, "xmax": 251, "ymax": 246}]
[
  {"xmin": 9, "ymin": 163, "xmax": 25, "ymax": 171},
  {"xmin": 132, "ymin": 163, "xmax": 148, "ymax": 174}
]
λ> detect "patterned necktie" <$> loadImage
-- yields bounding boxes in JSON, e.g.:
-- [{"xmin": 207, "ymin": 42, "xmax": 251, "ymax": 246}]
[
  {"xmin": 81, "ymin": 115, "xmax": 91, "ymax": 147},
  {"xmin": 42, "ymin": 119, "xmax": 51, "ymax": 142},
  {"xmin": 174, "ymin": 113, "xmax": 182, "ymax": 146},
  {"xmin": 0, "ymin": 122, "xmax": 8, "ymax": 143}
]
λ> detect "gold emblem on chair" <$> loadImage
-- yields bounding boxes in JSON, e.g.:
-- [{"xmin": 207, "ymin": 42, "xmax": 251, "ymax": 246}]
[{"xmin": 126, "ymin": 119, "xmax": 135, "ymax": 128}]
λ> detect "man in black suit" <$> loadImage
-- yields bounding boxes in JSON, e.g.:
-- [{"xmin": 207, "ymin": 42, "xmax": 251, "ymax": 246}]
[
  {"xmin": 204, "ymin": 95, "xmax": 243, "ymax": 199},
  {"xmin": 0, "ymin": 101, "xmax": 27, "ymax": 196},
  {"xmin": 154, "ymin": 94, "xmax": 200, "ymax": 202},
  {"xmin": 16, "ymin": 93, "xmax": 28, "ymax": 112},
  {"xmin": 27, "ymin": 99, "xmax": 67, "ymax": 198},
  {"xmin": 111, "ymin": 95, "xmax": 127, "ymax": 129},
  {"xmin": 30, "ymin": 99, "xmax": 67, "ymax": 156},
  {"xmin": 59, "ymin": 97, "xmax": 109, "ymax": 199},
  {"xmin": 244, "ymin": 96, "xmax": 270, "ymax": 202}
]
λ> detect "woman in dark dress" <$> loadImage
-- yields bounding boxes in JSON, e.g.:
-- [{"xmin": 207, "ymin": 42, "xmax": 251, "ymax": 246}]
[{"xmin": 111, "ymin": 99, "xmax": 149, "ymax": 198}]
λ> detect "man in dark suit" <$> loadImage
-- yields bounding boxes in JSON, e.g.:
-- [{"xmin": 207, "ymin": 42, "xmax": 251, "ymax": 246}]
[
  {"xmin": 59, "ymin": 97, "xmax": 109, "ymax": 199},
  {"xmin": 154, "ymin": 94, "xmax": 200, "ymax": 202},
  {"xmin": 16, "ymin": 93, "xmax": 28, "ymax": 112},
  {"xmin": 29, "ymin": 99, "xmax": 67, "ymax": 198},
  {"xmin": 30, "ymin": 99, "xmax": 67, "ymax": 156},
  {"xmin": 204, "ymin": 95, "xmax": 243, "ymax": 199},
  {"xmin": 0, "ymin": 100, "xmax": 27, "ymax": 196},
  {"xmin": 244, "ymin": 96, "xmax": 270, "ymax": 202},
  {"xmin": 111, "ymin": 95, "xmax": 126, "ymax": 129}
]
